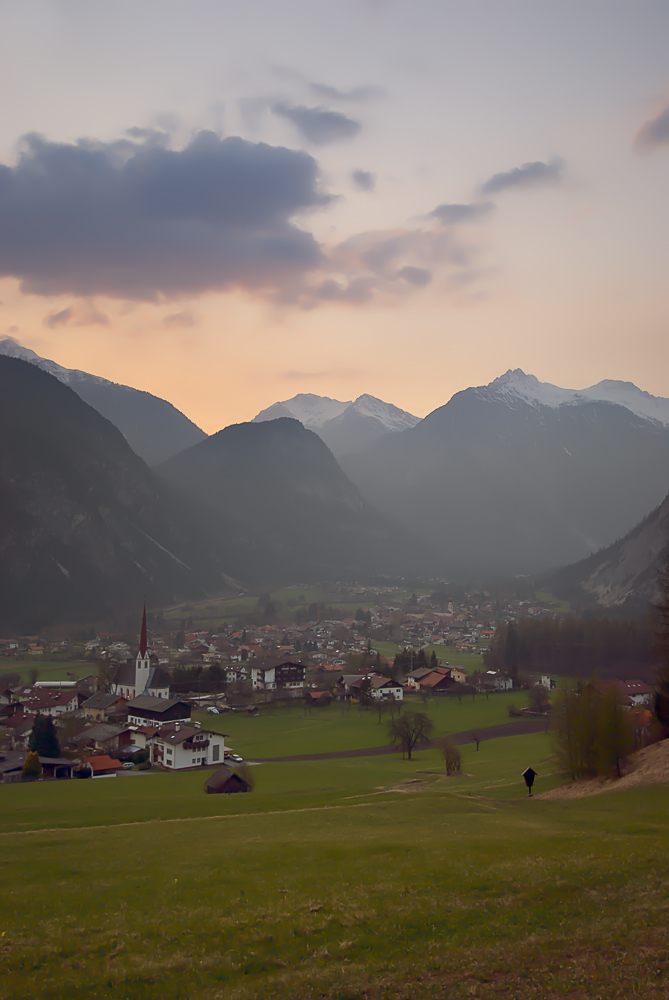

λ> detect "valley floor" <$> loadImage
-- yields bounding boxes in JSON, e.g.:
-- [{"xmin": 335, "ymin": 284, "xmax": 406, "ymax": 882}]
[{"xmin": 1, "ymin": 731, "xmax": 668, "ymax": 999}]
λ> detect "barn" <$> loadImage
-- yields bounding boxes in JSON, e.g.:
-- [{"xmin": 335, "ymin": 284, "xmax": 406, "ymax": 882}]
[{"xmin": 205, "ymin": 765, "xmax": 252, "ymax": 794}]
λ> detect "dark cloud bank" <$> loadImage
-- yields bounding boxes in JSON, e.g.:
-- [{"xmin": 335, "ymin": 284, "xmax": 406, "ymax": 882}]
[{"xmin": 0, "ymin": 130, "xmax": 330, "ymax": 299}]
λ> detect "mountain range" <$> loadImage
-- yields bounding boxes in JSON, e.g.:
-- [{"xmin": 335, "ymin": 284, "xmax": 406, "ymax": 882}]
[
  {"xmin": 0, "ymin": 338, "xmax": 206, "ymax": 465},
  {"xmin": 253, "ymin": 392, "xmax": 420, "ymax": 457},
  {"xmin": 157, "ymin": 417, "xmax": 432, "ymax": 582},
  {"xmin": 0, "ymin": 355, "xmax": 245, "ymax": 629},
  {"xmin": 340, "ymin": 370, "xmax": 669, "ymax": 576}
]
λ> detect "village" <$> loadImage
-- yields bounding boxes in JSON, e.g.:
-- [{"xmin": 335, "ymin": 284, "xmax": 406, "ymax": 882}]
[{"xmin": 0, "ymin": 586, "xmax": 652, "ymax": 785}]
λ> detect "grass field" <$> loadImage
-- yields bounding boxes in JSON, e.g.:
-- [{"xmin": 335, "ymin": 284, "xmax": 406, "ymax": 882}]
[
  {"xmin": 0, "ymin": 660, "xmax": 95, "ymax": 684},
  {"xmin": 371, "ymin": 641, "xmax": 485, "ymax": 672},
  {"xmin": 1, "ymin": 730, "xmax": 668, "ymax": 1000},
  {"xmin": 194, "ymin": 691, "xmax": 530, "ymax": 759}
]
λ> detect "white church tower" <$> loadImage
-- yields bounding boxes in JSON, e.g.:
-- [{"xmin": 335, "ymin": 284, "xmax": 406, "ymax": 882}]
[{"xmin": 135, "ymin": 602, "xmax": 151, "ymax": 696}]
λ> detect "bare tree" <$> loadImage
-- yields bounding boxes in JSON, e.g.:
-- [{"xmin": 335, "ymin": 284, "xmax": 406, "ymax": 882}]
[
  {"xmin": 437, "ymin": 736, "xmax": 462, "ymax": 774},
  {"xmin": 387, "ymin": 711, "xmax": 434, "ymax": 760}
]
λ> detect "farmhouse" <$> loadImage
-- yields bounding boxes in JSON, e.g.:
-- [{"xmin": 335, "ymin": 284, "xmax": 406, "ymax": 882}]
[
  {"xmin": 126, "ymin": 696, "xmax": 191, "ymax": 728},
  {"xmin": 250, "ymin": 660, "xmax": 305, "ymax": 692},
  {"xmin": 0, "ymin": 751, "xmax": 73, "ymax": 782},
  {"xmin": 81, "ymin": 692, "xmax": 127, "ymax": 721},
  {"xmin": 151, "ymin": 724, "xmax": 226, "ymax": 770}
]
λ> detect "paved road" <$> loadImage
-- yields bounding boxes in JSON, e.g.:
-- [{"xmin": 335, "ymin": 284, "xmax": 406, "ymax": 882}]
[{"xmin": 252, "ymin": 718, "xmax": 548, "ymax": 763}]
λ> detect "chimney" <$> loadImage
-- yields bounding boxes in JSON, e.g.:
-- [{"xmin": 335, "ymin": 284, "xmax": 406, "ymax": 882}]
[{"xmin": 175, "ymin": 723, "xmax": 180, "ymax": 731}]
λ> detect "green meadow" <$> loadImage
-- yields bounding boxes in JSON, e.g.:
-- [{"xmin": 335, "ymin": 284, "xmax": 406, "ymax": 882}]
[
  {"xmin": 0, "ymin": 660, "xmax": 95, "ymax": 684},
  {"xmin": 194, "ymin": 691, "xmax": 531, "ymax": 759},
  {"xmin": 1, "ymin": 729, "xmax": 668, "ymax": 1000}
]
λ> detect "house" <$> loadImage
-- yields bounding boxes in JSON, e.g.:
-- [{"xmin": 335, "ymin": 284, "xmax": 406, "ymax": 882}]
[
  {"xmin": 205, "ymin": 765, "xmax": 251, "ymax": 794},
  {"xmin": 21, "ymin": 689, "xmax": 80, "ymax": 717},
  {"xmin": 151, "ymin": 724, "xmax": 227, "ymax": 770},
  {"xmin": 83, "ymin": 755, "xmax": 123, "ymax": 776},
  {"xmin": 476, "ymin": 670, "xmax": 513, "ymax": 691},
  {"xmin": 306, "ymin": 690, "xmax": 332, "ymax": 707},
  {"xmin": 250, "ymin": 660, "xmax": 305, "ymax": 692},
  {"xmin": 109, "ymin": 604, "xmax": 171, "ymax": 700},
  {"xmin": 619, "ymin": 679, "xmax": 652, "ymax": 707},
  {"xmin": 126, "ymin": 696, "xmax": 191, "ymax": 729},
  {"xmin": 540, "ymin": 675, "xmax": 556, "ymax": 690},
  {"xmin": 417, "ymin": 670, "xmax": 455, "ymax": 693},
  {"xmin": 0, "ymin": 751, "xmax": 73, "ymax": 782},
  {"xmin": 449, "ymin": 666, "xmax": 468, "ymax": 684},
  {"xmin": 369, "ymin": 676, "xmax": 404, "ymax": 701},
  {"xmin": 73, "ymin": 723, "xmax": 134, "ymax": 754},
  {"xmin": 81, "ymin": 691, "xmax": 128, "ymax": 721}
]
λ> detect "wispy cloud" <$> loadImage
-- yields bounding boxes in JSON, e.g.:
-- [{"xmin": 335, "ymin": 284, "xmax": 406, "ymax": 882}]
[
  {"xmin": 428, "ymin": 202, "xmax": 493, "ymax": 224},
  {"xmin": 310, "ymin": 82, "xmax": 384, "ymax": 102},
  {"xmin": 481, "ymin": 159, "xmax": 564, "ymax": 194},
  {"xmin": 272, "ymin": 103, "xmax": 361, "ymax": 145},
  {"xmin": 163, "ymin": 309, "xmax": 197, "ymax": 327},
  {"xmin": 634, "ymin": 104, "xmax": 669, "ymax": 151},
  {"xmin": 44, "ymin": 302, "xmax": 108, "ymax": 327}
]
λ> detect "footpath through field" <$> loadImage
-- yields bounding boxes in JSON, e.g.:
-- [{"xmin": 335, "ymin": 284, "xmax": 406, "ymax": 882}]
[{"xmin": 253, "ymin": 718, "xmax": 548, "ymax": 762}]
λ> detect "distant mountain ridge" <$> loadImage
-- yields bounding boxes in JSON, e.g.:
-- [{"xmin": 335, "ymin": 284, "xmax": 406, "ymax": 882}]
[
  {"xmin": 340, "ymin": 370, "xmax": 669, "ymax": 576},
  {"xmin": 252, "ymin": 392, "xmax": 420, "ymax": 456},
  {"xmin": 157, "ymin": 416, "xmax": 434, "ymax": 580},
  {"xmin": 0, "ymin": 338, "xmax": 206, "ymax": 465},
  {"xmin": 544, "ymin": 490, "xmax": 669, "ymax": 610},
  {"xmin": 0, "ymin": 356, "xmax": 245, "ymax": 629},
  {"xmin": 482, "ymin": 368, "xmax": 669, "ymax": 426}
]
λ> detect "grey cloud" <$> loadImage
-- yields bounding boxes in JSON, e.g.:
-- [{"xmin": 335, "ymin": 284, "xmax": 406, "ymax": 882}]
[
  {"xmin": 310, "ymin": 83, "xmax": 384, "ymax": 102},
  {"xmin": 272, "ymin": 103, "xmax": 361, "ymax": 145},
  {"xmin": 634, "ymin": 105, "xmax": 669, "ymax": 150},
  {"xmin": 163, "ymin": 308, "xmax": 196, "ymax": 327},
  {"xmin": 0, "ymin": 130, "xmax": 330, "ymax": 300},
  {"xmin": 44, "ymin": 307, "xmax": 72, "ymax": 328},
  {"xmin": 429, "ymin": 202, "xmax": 493, "ymax": 224},
  {"xmin": 481, "ymin": 159, "xmax": 564, "ymax": 194},
  {"xmin": 352, "ymin": 169, "xmax": 375, "ymax": 191},
  {"xmin": 43, "ymin": 302, "xmax": 109, "ymax": 328},
  {"xmin": 396, "ymin": 266, "xmax": 431, "ymax": 287}
]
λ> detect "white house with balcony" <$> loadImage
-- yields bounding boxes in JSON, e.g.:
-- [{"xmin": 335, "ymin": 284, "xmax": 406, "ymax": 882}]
[{"xmin": 151, "ymin": 723, "xmax": 228, "ymax": 770}]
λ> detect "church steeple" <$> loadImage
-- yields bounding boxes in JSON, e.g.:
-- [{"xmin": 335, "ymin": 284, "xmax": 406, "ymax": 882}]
[{"xmin": 135, "ymin": 601, "xmax": 151, "ymax": 696}]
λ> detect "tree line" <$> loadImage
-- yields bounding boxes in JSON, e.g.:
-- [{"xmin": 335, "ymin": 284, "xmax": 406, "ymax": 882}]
[{"xmin": 484, "ymin": 615, "xmax": 653, "ymax": 681}]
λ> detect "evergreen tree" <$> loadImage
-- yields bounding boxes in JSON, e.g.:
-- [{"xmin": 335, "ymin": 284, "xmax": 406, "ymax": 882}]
[
  {"xmin": 430, "ymin": 651, "xmax": 438, "ymax": 670},
  {"xmin": 28, "ymin": 715, "xmax": 61, "ymax": 758},
  {"xmin": 652, "ymin": 561, "xmax": 669, "ymax": 737}
]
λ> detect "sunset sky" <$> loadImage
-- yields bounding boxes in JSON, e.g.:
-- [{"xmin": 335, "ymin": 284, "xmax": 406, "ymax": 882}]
[{"xmin": 1, "ymin": 0, "xmax": 668, "ymax": 433}]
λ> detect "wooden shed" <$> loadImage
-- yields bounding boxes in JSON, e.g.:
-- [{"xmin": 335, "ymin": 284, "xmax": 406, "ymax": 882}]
[{"xmin": 205, "ymin": 765, "xmax": 251, "ymax": 794}]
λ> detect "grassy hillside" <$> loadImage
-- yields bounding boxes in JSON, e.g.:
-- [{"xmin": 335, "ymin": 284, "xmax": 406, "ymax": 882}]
[{"xmin": 0, "ymin": 733, "xmax": 667, "ymax": 999}]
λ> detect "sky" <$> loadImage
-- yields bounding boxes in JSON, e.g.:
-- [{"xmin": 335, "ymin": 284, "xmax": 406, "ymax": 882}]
[{"xmin": 1, "ymin": 0, "xmax": 668, "ymax": 433}]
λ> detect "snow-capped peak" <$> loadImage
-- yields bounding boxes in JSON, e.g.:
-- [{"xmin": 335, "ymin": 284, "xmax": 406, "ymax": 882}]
[
  {"xmin": 0, "ymin": 336, "xmax": 114, "ymax": 388},
  {"xmin": 475, "ymin": 368, "xmax": 669, "ymax": 427},
  {"xmin": 253, "ymin": 393, "xmax": 350, "ymax": 429},
  {"xmin": 344, "ymin": 394, "xmax": 421, "ymax": 432}
]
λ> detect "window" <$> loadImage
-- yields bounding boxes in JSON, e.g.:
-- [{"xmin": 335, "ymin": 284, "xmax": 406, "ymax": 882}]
[{"xmin": 192, "ymin": 758, "xmax": 196, "ymax": 764}]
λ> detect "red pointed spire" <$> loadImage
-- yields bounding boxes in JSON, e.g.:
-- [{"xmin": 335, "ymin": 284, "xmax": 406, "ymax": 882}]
[{"xmin": 139, "ymin": 601, "xmax": 148, "ymax": 657}]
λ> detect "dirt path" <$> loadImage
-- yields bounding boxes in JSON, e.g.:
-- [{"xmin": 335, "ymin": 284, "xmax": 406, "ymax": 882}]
[{"xmin": 253, "ymin": 719, "xmax": 548, "ymax": 762}]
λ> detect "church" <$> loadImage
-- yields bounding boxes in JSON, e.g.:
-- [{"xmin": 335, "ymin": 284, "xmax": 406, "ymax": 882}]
[{"xmin": 110, "ymin": 605, "xmax": 171, "ymax": 701}]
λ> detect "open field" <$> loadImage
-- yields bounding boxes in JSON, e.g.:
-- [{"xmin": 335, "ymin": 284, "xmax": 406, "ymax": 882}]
[
  {"xmin": 1, "ymin": 731, "xmax": 668, "ymax": 999},
  {"xmin": 0, "ymin": 660, "xmax": 95, "ymax": 684},
  {"xmin": 371, "ymin": 641, "xmax": 485, "ymax": 672},
  {"xmin": 194, "ymin": 691, "xmax": 531, "ymax": 759}
]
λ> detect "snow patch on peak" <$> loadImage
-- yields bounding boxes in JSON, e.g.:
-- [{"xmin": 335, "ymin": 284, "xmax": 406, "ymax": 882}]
[
  {"xmin": 347, "ymin": 394, "xmax": 421, "ymax": 431},
  {"xmin": 0, "ymin": 336, "xmax": 116, "ymax": 388},
  {"xmin": 474, "ymin": 368, "xmax": 669, "ymax": 427},
  {"xmin": 253, "ymin": 393, "xmax": 350, "ymax": 429}
]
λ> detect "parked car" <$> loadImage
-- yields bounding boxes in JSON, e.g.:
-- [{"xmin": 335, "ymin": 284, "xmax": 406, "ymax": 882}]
[
  {"xmin": 224, "ymin": 752, "xmax": 243, "ymax": 763},
  {"xmin": 122, "ymin": 761, "xmax": 135, "ymax": 769},
  {"xmin": 206, "ymin": 707, "xmax": 221, "ymax": 715}
]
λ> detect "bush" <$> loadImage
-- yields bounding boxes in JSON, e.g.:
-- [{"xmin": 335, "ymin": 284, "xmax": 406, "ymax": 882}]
[
  {"xmin": 131, "ymin": 749, "xmax": 150, "ymax": 764},
  {"xmin": 507, "ymin": 703, "xmax": 522, "ymax": 717},
  {"xmin": 137, "ymin": 760, "xmax": 152, "ymax": 771}
]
